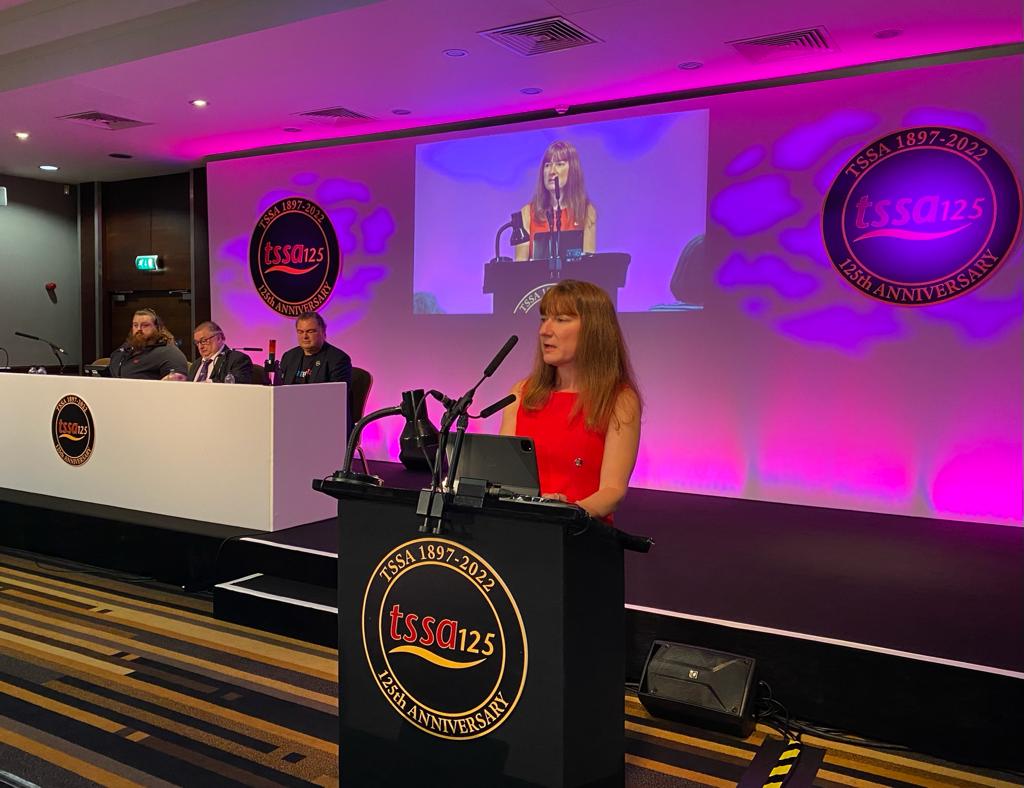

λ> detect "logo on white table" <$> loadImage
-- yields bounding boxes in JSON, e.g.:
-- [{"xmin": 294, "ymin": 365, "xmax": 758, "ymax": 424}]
[{"xmin": 52, "ymin": 395, "xmax": 94, "ymax": 466}]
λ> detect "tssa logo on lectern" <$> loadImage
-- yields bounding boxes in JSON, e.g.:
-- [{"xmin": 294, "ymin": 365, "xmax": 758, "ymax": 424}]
[
  {"xmin": 51, "ymin": 395, "xmax": 95, "ymax": 466},
  {"xmin": 514, "ymin": 284, "xmax": 554, "ymax": 315},
  {"xmin": 248, "ymin": 197, "xmax": 340, "ymax": 316},
  {"xmin": 362, "ymin": 538, "xmax": 527, "ymax": 740},
  {"xmin": 823, "ymin": 127, "xmax": 1022, "ymax": 305}
]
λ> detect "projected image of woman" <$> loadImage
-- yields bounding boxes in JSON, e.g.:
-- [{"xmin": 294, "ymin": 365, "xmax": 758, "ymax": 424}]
[
  {"xmin": 515, "ymin": 140, "xmax": 597, "ymax": 261},
  {"xmin": 500, "ymin": 280, "xmax": 640, "ymax": 520}
]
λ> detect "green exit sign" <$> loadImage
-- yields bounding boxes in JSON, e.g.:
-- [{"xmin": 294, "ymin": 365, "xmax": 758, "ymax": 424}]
[{"xmin": 135, "ymin": 254, "xmax": 160, "ymax": 271}]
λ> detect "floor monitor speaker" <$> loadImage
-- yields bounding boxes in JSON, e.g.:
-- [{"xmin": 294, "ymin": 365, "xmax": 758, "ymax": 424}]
[{"xmin": 638, "ymin": 640, "xmax": 756, "ymax": 737}]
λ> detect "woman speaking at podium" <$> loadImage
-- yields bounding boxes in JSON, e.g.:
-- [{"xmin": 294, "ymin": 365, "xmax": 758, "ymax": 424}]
[
  {"xmin": 500, "ymin": 280, "xmax": 641, "ymax": 520},
  {"xmin": 514, "ymin": 140, "xmax": 598, "ymax": 261}
]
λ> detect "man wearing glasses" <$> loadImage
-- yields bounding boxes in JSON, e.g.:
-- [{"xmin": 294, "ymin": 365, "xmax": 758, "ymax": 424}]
[{"xmin": 165, "ymin": 320, "xmax": 253, "ymax": 383}]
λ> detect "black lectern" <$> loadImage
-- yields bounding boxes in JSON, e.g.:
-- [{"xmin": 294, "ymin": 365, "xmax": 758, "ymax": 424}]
[
  {"xmin": 315, "ymin": 479, "xmax": 627, "ymax": 787},
  {"xmin": 483, "ymin": 253, "xmax": 630, "ymax": 316}
]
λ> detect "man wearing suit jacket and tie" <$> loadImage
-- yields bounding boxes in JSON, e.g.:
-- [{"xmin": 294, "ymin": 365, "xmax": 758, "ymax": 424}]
[{"xmin": 166, "ymin": 320, "xmax": 254, "ymax": 383}]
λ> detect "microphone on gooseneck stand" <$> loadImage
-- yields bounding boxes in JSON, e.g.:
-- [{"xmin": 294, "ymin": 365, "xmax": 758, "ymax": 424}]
[
  {"xmin": 15, "ymin": 330, "xmax": 67, "ymax": 373},
  {"xmin": 238, "ymin": 346, "xmax": 263, "ymax": 352},
  {"xmin": 553, "ymin": 177, "xmax": 563, "ymax": 264},
  {"xmin": 113, "ymin": 343, "xmax": 131, "ymax": 378},
  {"xmin": 545, "ymin": 179, "xmax": 557, "ymax": 264},
  {"xmin": 419, "ymin": 335, "xmax": 520, "ymax": 534}
]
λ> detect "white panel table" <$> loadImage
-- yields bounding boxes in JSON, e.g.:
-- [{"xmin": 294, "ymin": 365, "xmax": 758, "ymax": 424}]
[{"xmin": 0, "ymin": 375, "xmax": 347, "ymax": 531}]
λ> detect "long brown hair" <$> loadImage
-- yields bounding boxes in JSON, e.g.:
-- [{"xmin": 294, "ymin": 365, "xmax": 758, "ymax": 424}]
[
  {"xmin": 124, "ymin": 308, "xmax": 176, "ymax": 346},
  {"xmin": 529, "ymin": 140, "xmax": 591, "ymax": 228},
  {"xmin": 521, "ymin": 280, "xmax": 640, "ymax": 432}
]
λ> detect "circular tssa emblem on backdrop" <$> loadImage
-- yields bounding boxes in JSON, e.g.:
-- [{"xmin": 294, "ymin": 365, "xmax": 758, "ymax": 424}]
[
  {"xmin": 248, "ymin": 197, "xmax": 340, "ymax": 316},
  {"xmin": 823, "ymin": 127, "xmax": 1021, "ymax": 305},
  {"xmin": 362, "ymin": 538, "xmax": 527, "ymax": 740},
  {"xmin": 52, "ymin": 395, "xmax": 95, "ymax": 466}
]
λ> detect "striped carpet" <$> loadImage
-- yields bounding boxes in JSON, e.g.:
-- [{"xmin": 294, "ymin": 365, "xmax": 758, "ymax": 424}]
[{"xmin": 0, "ymin": 551, "xmax": 1019, "ymax": 787}]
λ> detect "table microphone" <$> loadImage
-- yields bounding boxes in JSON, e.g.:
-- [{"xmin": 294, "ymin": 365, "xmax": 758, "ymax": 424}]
[{"xmin": 15, "ymin": 331, "xmax": 65, "ymax": 354}]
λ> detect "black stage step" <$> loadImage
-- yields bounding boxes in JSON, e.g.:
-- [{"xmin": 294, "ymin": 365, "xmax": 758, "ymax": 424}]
[
  {"xmin": 216, "ymin": 520, "xmax": 337, "ymax": 588},
  {"xmin": 213, "ymin": 521, "xmax": 338, "ymax": 646},
  {"xmin": 212, "ymin": 460, "xmax": 432, "ymax": 646},
  {"xmin": 214, "ymin": 572, "xmax": 337, "ymax": 647}
]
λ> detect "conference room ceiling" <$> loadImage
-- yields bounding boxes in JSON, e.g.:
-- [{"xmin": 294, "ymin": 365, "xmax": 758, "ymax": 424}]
[{"xmin": 0, "ymin": 0, "xmax": 1020, "ymax": 183}]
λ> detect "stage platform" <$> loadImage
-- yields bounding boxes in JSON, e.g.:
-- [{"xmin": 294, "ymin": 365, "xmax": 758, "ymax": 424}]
[{"xmin": 3, "ymin": 461, "xmax": 1021, "ymax": 771}]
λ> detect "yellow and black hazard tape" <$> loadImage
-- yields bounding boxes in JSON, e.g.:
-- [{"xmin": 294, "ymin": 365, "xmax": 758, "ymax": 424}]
[{"xmin": 762, "ymin": 739, "xmax": 802, "ymax": 788}]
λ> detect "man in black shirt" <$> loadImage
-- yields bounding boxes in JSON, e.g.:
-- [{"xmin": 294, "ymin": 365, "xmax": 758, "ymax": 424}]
[
  {"xmin": 279, "ymin": 312, "xmax": 352, "ymax": 386},
  {"xmin": 279, "ymin": 311, "xmax": 353, "ymax": 430},
  {"xmin": 108, "ymin": 308, "xmax": 189, "ymax": 380}
]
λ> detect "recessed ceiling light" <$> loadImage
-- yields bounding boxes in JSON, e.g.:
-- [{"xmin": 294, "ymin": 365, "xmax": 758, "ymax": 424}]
[
  {"xmin": 282, "ymin": 127, "xmax": 303, "ymax": 133},
  {"xmin": 443, "ymin": 48, "xmax": 468, "ymax": 57},
  {"xmin": 109, "ymin": 153, "xmax": 133, "ymax": 159},
  {"xmin": 391, "ymin": 108, "xmax": 412, "ymax": 115},
  {"xmin": 39, "ymin": 164, "xmax": 59, "ymax": 171},
  {"xmin": 874, "ymin": 29, "xmax": 902, "ymax": 39},
  {"xmin": 14, "ymin": 131, "xmax": 29, "ymax": 141},
  {"xmin": 189, "ymin": 99, "xmax": 209, "ymax": 108},
  {"xmin": 520, "ymin": 87, "xmax": 543, "ymax": 95},
  {"xmin": 677, "ymin": 61, "xmax": 703, "ymax": 70}
]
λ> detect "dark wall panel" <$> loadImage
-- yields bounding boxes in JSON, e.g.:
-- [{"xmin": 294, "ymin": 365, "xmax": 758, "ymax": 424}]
[
  {"xmin": 79, "ymin": 183, "xmax": 97, "ymax": 363},
  {"xmin": 191, "ymin": 168, "xmax": 211, "ymax": 326},
  {"xmin": 0, "ymin": 174, "xmax": 80, "ymax": 367},
  {"xmin": 99, "ymin": 172, "xmax": 197, "ymax": 358},
  {"xmin": 103, "ymin": 173, "xmax": 191, "ymax": 293}
]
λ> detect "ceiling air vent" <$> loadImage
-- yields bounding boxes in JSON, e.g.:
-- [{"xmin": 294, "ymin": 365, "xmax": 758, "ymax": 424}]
[
  {"xmin": 294, "ymin": 106, "xmax": 375, "ymax": 127},
  {"xmin": 480, "ymin": 16, "xmax": 601, "ymax": 57},
  {"xmin": 58, "ymin": 111, "xmax": 151, "ymax": 131},
  {"xmin": 729, "ymin": 26, "xmax": 835, "ymax": 63}
]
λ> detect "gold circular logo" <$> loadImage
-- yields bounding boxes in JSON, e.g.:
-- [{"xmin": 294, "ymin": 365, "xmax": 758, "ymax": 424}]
[
  {"xmin": 51, "ymin": 394, "xmax": 95, "ymax": 466},
  {"xmin": 362, "ymin": 538, "xmax": 527, "ymax": 739},
  {"xmin": 248, "ymin": 197, "xmax": 340, "ymax": 316}
]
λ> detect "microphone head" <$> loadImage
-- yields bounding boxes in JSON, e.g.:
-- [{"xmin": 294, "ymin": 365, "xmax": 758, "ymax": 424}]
[
  {"xmin": 483, "ymin": 335, "xmax": 519, "ymax": 378},
  {"xmin": 478, "ymin": 393, "xmax": 517, "ymax": 419}
]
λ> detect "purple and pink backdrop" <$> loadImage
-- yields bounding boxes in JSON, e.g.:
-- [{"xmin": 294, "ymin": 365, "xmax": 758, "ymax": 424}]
[{"xmin": 207, "ymin": 55, "xmax": 1023, "ymax": 527}]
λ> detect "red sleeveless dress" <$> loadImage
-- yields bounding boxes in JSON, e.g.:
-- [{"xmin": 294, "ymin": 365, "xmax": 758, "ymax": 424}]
[
  {"xmin": 527, "ymin": 205, "xmax": 580, "ymax": 259},
  {"xmin": 515, "ymin": 392, "xmax": 605, "ymax": 504}
]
